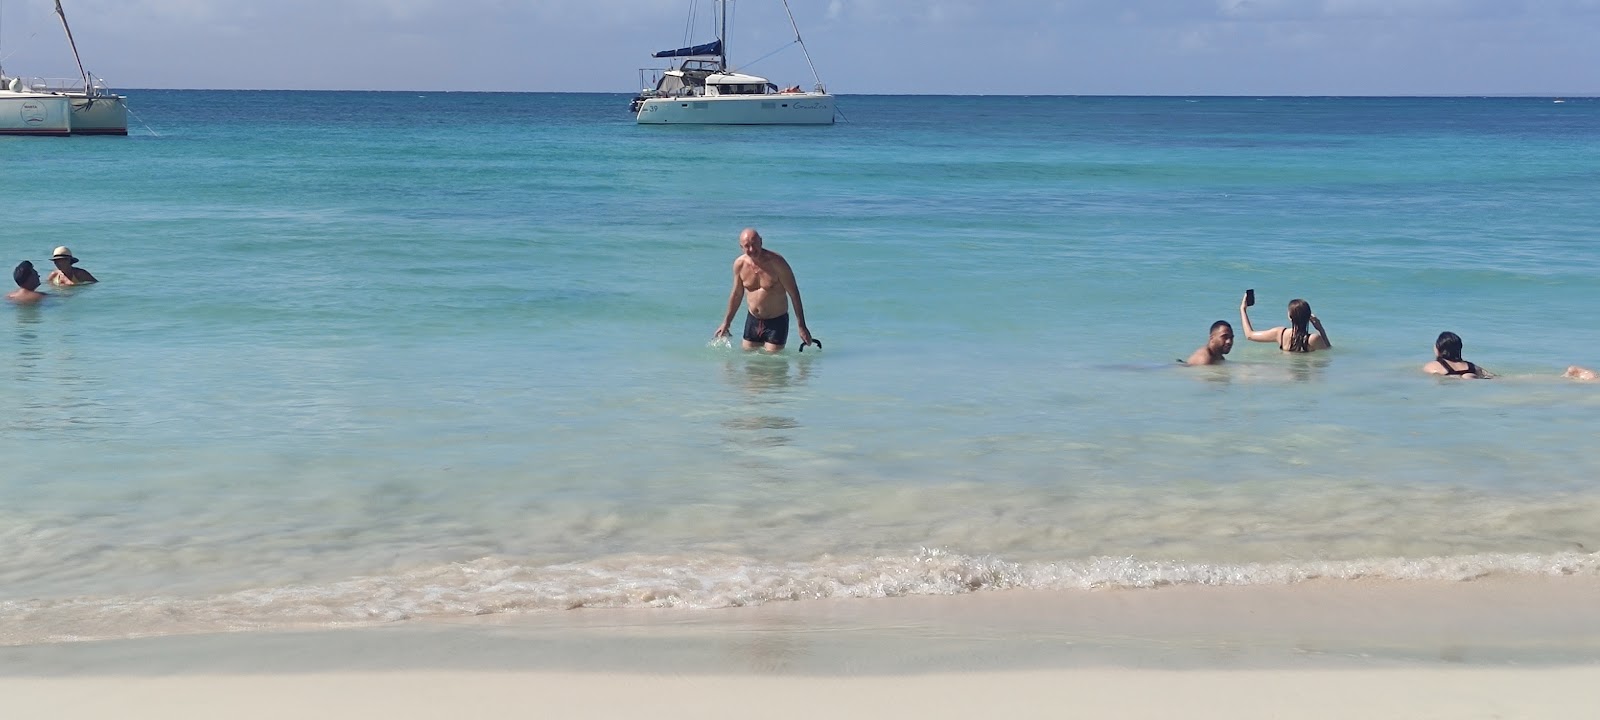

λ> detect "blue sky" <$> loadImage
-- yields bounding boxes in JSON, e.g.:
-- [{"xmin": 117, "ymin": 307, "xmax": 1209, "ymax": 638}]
[{"xmin": 3, "ymin": 0, "xmax": 1597, "ymax": 94}]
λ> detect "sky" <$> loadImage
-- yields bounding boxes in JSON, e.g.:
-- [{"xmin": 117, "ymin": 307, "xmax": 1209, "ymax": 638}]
[{"xmin": 2, "ymin": 0, "xmax": 1598, "ymax": 95}]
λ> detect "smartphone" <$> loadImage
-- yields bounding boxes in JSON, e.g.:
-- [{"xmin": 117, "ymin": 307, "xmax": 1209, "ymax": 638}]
[{"xmin": 1244, "ymin": 289, "xmax": 1255, "ymax": 307}]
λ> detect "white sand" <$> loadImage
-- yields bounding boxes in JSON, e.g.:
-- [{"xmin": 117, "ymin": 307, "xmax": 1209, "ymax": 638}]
[
  {"xmin": 4, "ymin": 576, "xmax": 1600, "ymax": 718},
  {"xmin": 5, "ymin": 668, "xmax": 1600, "ymax": 720}
]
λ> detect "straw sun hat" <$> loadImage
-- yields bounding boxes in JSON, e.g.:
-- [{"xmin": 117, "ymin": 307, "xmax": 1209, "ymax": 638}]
[{"xmin": 51, "ymin": 246, "xmax": 79, "ymax": 264}]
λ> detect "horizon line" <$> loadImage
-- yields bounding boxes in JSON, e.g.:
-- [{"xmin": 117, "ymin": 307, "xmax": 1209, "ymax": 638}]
[{"xmin": 107, "ymin": 88, "xmax": 1600, "ymax": 99}]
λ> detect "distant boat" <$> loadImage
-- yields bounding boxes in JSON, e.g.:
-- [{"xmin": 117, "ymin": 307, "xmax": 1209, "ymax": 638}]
[
  {"xmin": 630, "ymin": 0, "xmax": 834, "ymax": 125},
  {"xmin": 0, "ymin": 86, "xmax": 72, "ymax": 136},
  {"xmin": 0, "ymin": 0, "xmax": 127, "ymax": 136}
]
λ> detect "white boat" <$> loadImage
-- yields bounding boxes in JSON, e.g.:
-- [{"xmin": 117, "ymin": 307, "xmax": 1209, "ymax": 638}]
[
  {"xmin": 631, "ymin": 0, "xmax": 834, "ymax": 125},
  {"xmin": 0, "ymin": 86, "xmax": 71, "ymax": 136},
  {"xmin": 0, "ymin": 0, "xmax": 126, "ymax": 136}
]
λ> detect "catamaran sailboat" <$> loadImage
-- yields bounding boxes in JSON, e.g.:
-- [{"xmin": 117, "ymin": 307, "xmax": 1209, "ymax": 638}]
[
  {"xmin": 631, "ymin": 0, "xmax": 834, "ymax": 125},
  {"xmin": 0, "ymin": 0, "xmax": 127, "ymax": 136}
]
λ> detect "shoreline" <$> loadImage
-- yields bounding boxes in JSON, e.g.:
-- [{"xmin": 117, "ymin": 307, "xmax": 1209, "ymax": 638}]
[
  {"xmin": 6, "ymin": 574, "xmax": 1598, "ymax": 673},
  {"xmin": 5, "ymin": 575, "xmax": 1599, "ymax": 717}
]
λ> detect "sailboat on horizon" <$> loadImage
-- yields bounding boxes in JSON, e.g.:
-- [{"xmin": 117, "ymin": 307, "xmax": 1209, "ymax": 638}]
[{"xmin": 630, "ymin": 0, "xmax": 835, "ymax": 125}]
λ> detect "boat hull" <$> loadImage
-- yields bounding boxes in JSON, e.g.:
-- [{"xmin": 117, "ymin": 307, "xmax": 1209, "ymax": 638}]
[
  {"xmin": 636, "ymin": 94, "xmax": 835, "ymax": 125},
  {"xmin": 0, "ymin": 93, "xmax": 72, "ymax": 136},
  {"xmin": 68, "ymin": 94, "xmax": 128, "ymax": 135}
]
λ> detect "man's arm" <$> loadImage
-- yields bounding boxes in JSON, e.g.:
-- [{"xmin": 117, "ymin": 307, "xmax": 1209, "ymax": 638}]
[
  {"xmin": 714, "ymin": 260, "xmax": 745, "ymax": 337},
  {"xmin": 776, "ymin": 256, "xmax": 812, "ymax": 345}
]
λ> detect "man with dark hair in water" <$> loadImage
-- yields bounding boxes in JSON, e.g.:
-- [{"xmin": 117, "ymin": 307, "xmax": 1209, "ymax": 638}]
[
  {"xmin": 7, "ymin": 261, "xmax": 47, "ymax": 304},
  {"xmin": 1185, "ymin": 320, "xmax": 1234, "ymax": 365},
  {"xmin": 713, "ymin": 227, "xmax": 816, "ymax": 353}
]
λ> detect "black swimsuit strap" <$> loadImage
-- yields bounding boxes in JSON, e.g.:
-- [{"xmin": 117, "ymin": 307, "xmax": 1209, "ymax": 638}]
[{"xmin": 1438, "ymin": 357, "xmax": 1474, "ymax": 375}]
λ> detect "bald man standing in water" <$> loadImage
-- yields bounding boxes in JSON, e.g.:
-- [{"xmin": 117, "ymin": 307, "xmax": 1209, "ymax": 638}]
[{"xmin": 714, "ymin": 228, "xmax": 815, "ymax": 352}]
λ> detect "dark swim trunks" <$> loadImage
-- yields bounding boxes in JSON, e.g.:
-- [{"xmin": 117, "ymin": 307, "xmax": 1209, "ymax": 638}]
[{"xmin": 743, "ymin": 312, "xmax": 790, "ymax": 346}]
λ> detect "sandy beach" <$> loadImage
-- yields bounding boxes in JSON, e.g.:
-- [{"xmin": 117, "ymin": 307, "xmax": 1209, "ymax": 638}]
[
  {"xmin": 8, "ymin": 668, "xmax": 1600, "ymax": 720},
  {"xmin": 5, "ymin": 575, "xmax": 1599, "ymax": 718}
]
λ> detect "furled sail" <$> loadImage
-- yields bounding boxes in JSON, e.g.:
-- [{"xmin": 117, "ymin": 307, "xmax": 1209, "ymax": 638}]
[{"xmin": 653, "ymin": 39, "xmax": 722, "ymax": 58}]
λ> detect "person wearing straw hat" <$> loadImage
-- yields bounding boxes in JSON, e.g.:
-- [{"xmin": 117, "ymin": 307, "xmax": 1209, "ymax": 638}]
[{"xmin": 46, "ymin": 246, "xmax": 97, "ymax": 286}]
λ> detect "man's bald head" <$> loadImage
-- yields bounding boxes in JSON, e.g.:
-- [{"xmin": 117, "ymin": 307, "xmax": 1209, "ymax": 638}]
[{"xmin": 739, "ymin": 227, "xmax": 764, "ymax": 257}]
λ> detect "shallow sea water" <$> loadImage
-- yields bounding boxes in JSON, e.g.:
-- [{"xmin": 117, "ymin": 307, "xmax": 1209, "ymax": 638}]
[{"xmin": 2, "ymin": 93, "xmax": 1599, "ymax": 643}]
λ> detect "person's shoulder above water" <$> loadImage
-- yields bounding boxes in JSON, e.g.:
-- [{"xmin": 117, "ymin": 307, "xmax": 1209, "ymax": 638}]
[
  {"xmin": 1184, "ymin": 320, "xmax": 1234, "ymax": 366},
  {"xmin": 1424, "ymin": 331, "xmax": 1492, "ymax": 379},
  {"xmin": 47, "ymin": 246, "xmax": 97, "ymax": 286},
  {"xmin": 1566, "ymin": 366, "xmax": 1597, "ymax": 381},
  {"xmin": 7, "ymin": 261, "xmax": 47, "ymax": 304}
]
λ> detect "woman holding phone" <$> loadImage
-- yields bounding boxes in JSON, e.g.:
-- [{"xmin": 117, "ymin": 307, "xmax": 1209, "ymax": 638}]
[{"xmin": 1240, "ymin": 292, "xmax": 1330, "ymax": 353}]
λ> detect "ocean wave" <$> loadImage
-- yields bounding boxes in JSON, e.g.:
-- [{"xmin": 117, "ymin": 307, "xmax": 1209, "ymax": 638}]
[{"xmin": 3, "ymin": 549, "xmax": 1596, "ymax": 646}]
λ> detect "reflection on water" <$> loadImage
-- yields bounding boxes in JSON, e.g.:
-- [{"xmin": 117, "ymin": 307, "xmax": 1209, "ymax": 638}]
[
  {"xmin": 5, "ymin": 303, "xmax": 104, "ymax": 435},
  {"xmin": 718, "ymin": 355, "xmax": 815, "ymax": 448},
  {"xmin": 1187, "ymin": 363, "xmax": 1233, "ymax": 386},
  {"xmin": 723, "ymin": 416, "xmax": 800, "ymax": 431},
  {"xmin": 9, "ymin": 309, "xmax": 46, "ymax": 424},
  {"xmin": 1287, "ymin": 353, "xmax": 1332, "ymax": 383}
]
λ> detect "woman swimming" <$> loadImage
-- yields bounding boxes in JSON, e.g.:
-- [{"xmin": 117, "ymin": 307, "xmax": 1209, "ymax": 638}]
[
  {"xmin": 1240, "ymin": 294, "xmax": 1330, "ymax": 353},
  {"xmin": 1423, "ymin": 331, "xmax": 1492, "ymax": 379}
]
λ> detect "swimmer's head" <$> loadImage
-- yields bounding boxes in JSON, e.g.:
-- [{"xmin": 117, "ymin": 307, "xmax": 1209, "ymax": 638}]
[
  {"xmin": 1287, "ymin": 299, "xmax": 1312, "ymax": 328},
  {"xmin": 13, "ymin": 261, "xmax": 38, "ymax": 290},
  {"xmin": 1209, "ymin": 320, "xmax": 1234, "ymax": 354},
  {"xmin": 739, "ymin": 227, "xmax": 763, "ymax": 257},
  {"xmin": 1435, "ymin": 331, "xmax": 1464, "ymax": 362}
]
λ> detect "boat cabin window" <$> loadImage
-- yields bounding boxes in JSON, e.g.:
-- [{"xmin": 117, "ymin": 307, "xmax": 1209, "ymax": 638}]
[{"xmin": 714, "ymin": 83, "xmax": 766, "ymax": 95}]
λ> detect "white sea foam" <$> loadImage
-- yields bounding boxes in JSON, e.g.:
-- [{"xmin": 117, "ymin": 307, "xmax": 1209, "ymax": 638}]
[{"xmin": 4, "ymin": 550, "xmax": 1596, "ymax": 646}]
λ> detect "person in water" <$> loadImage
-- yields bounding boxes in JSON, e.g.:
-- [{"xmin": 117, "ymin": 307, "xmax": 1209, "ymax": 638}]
[
  {"xmin": 1423, "ymin": 331, "xmax": 1492, "ymax": 379},
  {"xmin": 713, "ymin": 228, "xmax": 815, "ymax": 352},
  {"xmin": 46, "ymin": 246, "xmax": 97, "ymax": 286},
  {"xmin": 1185, "ymin": 320, "xmax": 1234, "ymax": 365},
  {"xmin": 1564, "ymin": 366, "xmax": 1597, "ymax": 381},
  {"xmin": 1241, "ymin": 295, "xmax": 1330, "ymax": 352},
  {"xmin": 7, "ymin": 261, "xmax": 47, "ymax": 303}
]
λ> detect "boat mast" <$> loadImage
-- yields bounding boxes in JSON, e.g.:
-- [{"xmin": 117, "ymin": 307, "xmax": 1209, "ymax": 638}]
[
  {"xmin": 781, "ymin": 0, "xmax": 826, "ymax": 92},
  {"xmin": 717, "ymin": 0, "xmax": 727, "ymax": 71},
  {"xmin": 52, "ymin": 0, "xmax": 91, "ymax": 92}
]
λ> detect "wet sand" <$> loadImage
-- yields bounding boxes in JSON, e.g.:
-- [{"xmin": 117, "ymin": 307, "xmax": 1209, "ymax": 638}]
[{"xmin": 4, "ymin": 576, "xmax": 1599, "ymax": 718}]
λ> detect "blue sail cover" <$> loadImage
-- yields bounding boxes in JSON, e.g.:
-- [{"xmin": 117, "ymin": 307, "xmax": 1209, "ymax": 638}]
[{"xmin": 653, "ymin": 39, "xmax": 722, "ymax": 58}]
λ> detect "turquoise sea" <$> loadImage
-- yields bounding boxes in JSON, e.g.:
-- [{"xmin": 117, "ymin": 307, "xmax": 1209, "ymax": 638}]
[{"xmin": 2, "ymin": 92, "xmax": 1599, "ymax": 644}]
